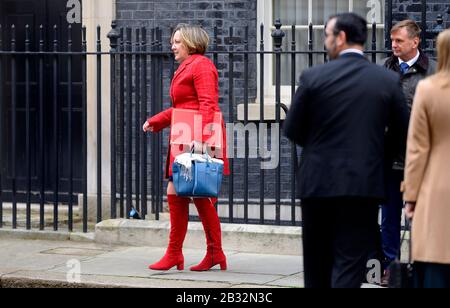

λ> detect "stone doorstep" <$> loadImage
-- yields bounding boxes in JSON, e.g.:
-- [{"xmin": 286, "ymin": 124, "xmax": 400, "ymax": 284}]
[
  {"xmin": 95, "ymin": 219, "xmax": 302, "ymax": 256},
  {"xmin": 79, "ymin": 194, "xmax": 301, "ymax": 224},
  {"xmin": 0, "ymin": 218, "xmax": 302, "ymax": 256},
  {"xmin": 1, "ymin": 203, "xmax": 74, "ymax": 215}
]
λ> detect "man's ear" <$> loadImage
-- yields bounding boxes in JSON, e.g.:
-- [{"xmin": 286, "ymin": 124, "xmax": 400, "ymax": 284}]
[
  {"xmin": 336, "ymin": 30, "xmax": 346, "ymax": 47},
  {"xmin": 413, "ymin": 36, "xmax": 420, "ymax": 48}
]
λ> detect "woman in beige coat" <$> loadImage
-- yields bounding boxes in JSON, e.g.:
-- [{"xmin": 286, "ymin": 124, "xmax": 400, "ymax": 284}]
[{"xmin": 402, "ymin": 29, "xmax": 450, "ymax": 288}]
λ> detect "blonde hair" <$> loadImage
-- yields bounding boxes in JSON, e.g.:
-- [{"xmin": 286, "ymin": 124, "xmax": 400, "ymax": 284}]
[
  {"xmin": 171, "ymin": 24, "xmax": 209, "ymax": 55},
  {"xmin": 435, "ymin": 29, "xmax": 450, "ymax": 88}
]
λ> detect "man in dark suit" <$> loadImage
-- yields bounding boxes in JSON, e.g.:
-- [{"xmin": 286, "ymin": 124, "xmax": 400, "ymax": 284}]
[{"xmin": 283, "ymin": 13, "xmax": 409, "ymax": 288}]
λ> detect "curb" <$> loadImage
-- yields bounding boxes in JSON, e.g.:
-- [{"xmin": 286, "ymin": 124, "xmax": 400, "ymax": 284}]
[{"xmin": 0, "ymin": 270, "xmax": 249, "ymax": 289}]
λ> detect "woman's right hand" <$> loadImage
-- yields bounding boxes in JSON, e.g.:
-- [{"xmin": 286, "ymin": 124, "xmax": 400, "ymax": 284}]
[{"xmin": 143, "ymin": 121, "xmax": 154, "ymax": 133}]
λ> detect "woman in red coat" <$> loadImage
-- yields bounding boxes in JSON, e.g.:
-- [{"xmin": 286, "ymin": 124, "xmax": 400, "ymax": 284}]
[{"xmin": 143, "ymin": 24, "xmax": 229, "ymax": 271}]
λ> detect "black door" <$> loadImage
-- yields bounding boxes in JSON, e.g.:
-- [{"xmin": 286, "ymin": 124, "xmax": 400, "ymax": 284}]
[{"xmin": 0, "ymin": 0, "xmax": 83, "ymax": 202}]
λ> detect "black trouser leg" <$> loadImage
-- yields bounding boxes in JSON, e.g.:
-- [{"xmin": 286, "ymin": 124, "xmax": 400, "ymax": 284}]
[
  {"xmin": 301, "ymin": 199, "xmax": 334, "ymax": 288},
  {"xmin": 301, "ymin": 198, "xmax": 380, "ymax": 288},
  {"xmin": 331, "ymin": 200, "xmax": 380, "ymax": 288}
]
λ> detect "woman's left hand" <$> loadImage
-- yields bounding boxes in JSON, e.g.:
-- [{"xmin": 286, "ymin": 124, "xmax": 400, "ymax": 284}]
[{"xmin": 405, "ymin": 202, "xmax": 416, "ymax": 220}]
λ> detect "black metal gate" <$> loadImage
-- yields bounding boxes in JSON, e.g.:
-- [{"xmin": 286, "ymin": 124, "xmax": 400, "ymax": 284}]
[
  {"xmin": 0, "ymin": 8, "xmax": 442, "ymax": 232},
  {"xmin": 0, "ymin": 0, "xmax": 83, "ymax": 203}
]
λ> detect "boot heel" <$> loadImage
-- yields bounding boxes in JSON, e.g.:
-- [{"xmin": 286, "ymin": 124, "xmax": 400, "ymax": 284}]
[
  {"xmin": 219, "ymin": 261, "xmax": 227, "ymax": 271},
  {"xmin": 177, "ymin": 263, "xmax": 184, "ymax": 270}
]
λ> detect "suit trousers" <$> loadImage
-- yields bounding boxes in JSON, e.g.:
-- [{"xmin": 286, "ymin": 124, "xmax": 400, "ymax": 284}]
[
  {"xmin": 381, "ymin": 169, "xmax": 404, "ymax": 267},
  {"xmin": 301, "ymin": 197, "xmax": 380, "ymax": 288}
]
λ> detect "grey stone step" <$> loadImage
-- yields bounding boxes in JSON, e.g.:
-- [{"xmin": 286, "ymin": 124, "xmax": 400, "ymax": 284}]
[{"xmin": 95, "ymin": 219, "xmax": 302, "ymax": 256}]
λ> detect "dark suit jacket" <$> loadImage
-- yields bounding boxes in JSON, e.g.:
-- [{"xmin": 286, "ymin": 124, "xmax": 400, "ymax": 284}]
[{"xmin": 284, "ymin": 53, "xmax": 409, "ymax": 200}]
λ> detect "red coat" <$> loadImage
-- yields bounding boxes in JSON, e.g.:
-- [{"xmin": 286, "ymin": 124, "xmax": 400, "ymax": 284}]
[{"xmin": 147, "ymin": 54, "xmax": 230, "ymax": 178}]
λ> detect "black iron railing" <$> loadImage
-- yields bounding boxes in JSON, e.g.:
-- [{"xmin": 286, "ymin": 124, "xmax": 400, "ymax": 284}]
[{"xmin": 0, "ymin": 19, "xmax": 438, "ymax": 232}]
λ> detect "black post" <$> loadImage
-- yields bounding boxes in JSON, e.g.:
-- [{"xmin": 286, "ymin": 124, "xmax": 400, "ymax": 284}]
[
  {"xmin": 243, "ymin": 26, "xmax": 249, "ymax": 224},
  {"xmin": 0, "ymin": 24, "xmax": 3, "ymax": 228},
  {"xmin": 272, "ymin": 19, "xmax": 284, "ymax": 225},
  {"xmin": 259, "ymin": 23, "xmax": 265, "ymax": 224},
  {"xmin": 386, "ymin": 0, "xmax": 393, "ymax": 49},
  {"xmin": 421, "ymin": 0, "xmax": 427, "ymax": 50},
  {"xmin": 323, "ymin": 24, "xmax": 328, "ymax": 63},
  {"xmin": 140, "ymin": 27, "xmax": 148, "ymax": 219},
  {"xmin": 213, "ymin": 25, "xmax": 218, "ymax": 67},
  {"xmin": 126, "ymin": 27, "xmax": 132, "ymax": 219},
  {"xmin": 151, "ymin": 28, "xmax": 158, "ymax": 217},
  {"xmin": 96, "ymin": 25, "xmax": 102, "ymax": 223},
  {"xmin": 25, "ymin": 25, "xmax": 31, "ymax": 230},
  {"xmin": 150, "ymin": 28, "xmax": 156, "ymax": 217},
  {"xmin": 53, "ymin": 25, "xmax": 59, "ymax": 230},
  {"xmin": 67, "ymin": 25, "xmax": 73, "ymax": 232},
  {"xmin": 291, "ymin": 24, "xmax": 297, "ymax": 226},
  {"xmin": 156, "ymin": 28, "xmax": 162, "ymax": 217},
  {"xmin": 135, "ymin": 28, "xmax": 141, "ymax": 214},
  {"xmin": 228, "ymin": 27, "xmax": 234, "ymax": 223},
  {"xmin": 308, "ymin": 23, "xmax": 313, "ymax": 67},
  {"xmin": 11, "ymin": 25, "xmax": 17, "ymax": 229},
  {"xmin": 107, "ymin": 21, "xmax": 120, "ymax": 219},
  {"xmin": 82, "ymin": 26, "xmax": 88, "ymax": 231},
  {"xmin": 119, "ymin": 28, "xmax": 125, "ymax": 218},
  {"xmin": 372, "ymin": 22, "xmax": 377, "ymax": 63},
  {"xmin": 38, "ymin": 25, "xmax": 45, "ymax": 230}
]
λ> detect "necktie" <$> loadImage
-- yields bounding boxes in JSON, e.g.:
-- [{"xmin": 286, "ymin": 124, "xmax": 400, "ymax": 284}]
[{"xmin": 400, "ymin": 62, "xmax": 410, "ymax": 75}]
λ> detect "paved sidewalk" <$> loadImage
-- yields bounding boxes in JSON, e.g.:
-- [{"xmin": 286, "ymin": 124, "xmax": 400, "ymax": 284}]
[{"xmin": 0, "ymin": 238, "xmax": 302, "ymax": 288}]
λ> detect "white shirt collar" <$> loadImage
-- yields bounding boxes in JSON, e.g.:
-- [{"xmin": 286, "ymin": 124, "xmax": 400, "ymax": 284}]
[
  {"xmin": 399, "ymin": 50, "xmax": 420, "ymax": 67},
  {"xmin": 339, "ymin": 48, "xmax": 364, "ymax": 56}
]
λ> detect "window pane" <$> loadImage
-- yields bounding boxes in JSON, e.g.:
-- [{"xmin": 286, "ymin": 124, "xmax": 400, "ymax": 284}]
[
  {"xmin": 278, "ymin": 28, "xmax": 328, "ymax": 86},
  {"xmin": 274, "ymin": 0, "xmax": 308, "ymax": 25},
  {"xmin": 312, "ymin": 0, "xmax": 349, "ymax": 24},
  {"xmin": 271, "ymin": 0, "xmax": 387, "ymax": 86},
  {"xmin": 278, "ymin": 29, "xmax": 309, "ymax": 86}
]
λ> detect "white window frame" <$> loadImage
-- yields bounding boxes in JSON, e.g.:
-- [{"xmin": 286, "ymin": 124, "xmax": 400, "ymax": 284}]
[{"xmin": 255, "ymin": 0, "xmax": 385, "ymax": 107}]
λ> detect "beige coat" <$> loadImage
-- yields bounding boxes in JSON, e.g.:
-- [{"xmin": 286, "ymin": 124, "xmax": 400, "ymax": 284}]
[{"xmin": 403, "ymin": 74, "xmax": 450, "ymax": 264}]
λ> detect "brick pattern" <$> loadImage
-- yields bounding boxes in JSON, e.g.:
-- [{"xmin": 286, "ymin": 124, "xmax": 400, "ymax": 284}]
[{"xmin": 390, "ymin": 0, "xmax": 449, "ymax": 48}]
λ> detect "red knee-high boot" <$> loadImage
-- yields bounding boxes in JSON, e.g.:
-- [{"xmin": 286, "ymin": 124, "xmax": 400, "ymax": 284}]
[
  {"xmin": 149, "ymin": 195, "xmax": 190, "ymax": 271},
  {"xmin": 190, "ymin": 198, "xmax": 227, "ymax": 271}
]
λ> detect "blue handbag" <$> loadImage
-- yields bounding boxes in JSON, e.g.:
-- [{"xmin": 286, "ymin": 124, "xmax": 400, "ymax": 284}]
[{"xmin": 172, "ymin": 152, "xmax": 224, "ymax": 198}]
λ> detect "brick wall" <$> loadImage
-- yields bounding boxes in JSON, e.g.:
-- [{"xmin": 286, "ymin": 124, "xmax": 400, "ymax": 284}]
[
  {"xmin": 114, "ymin": 0, "xmax": 447, "ymax": 201},
  {"xmin": 390, "ymin": 0, "xmax": 449, "ymax": 48}
]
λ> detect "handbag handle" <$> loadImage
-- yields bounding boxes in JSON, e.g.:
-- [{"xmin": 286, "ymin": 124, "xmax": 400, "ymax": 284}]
[
  {"xmin": 190, "ymin": 142, "xmax": 213, "ymax": 162},
  {"xmin": 190, "ymin": 141, "xmax": 209, "ymax": 154},
  {"xmin": 399, "ymin": 210, "xmax": 412, "ymax": 264}
]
